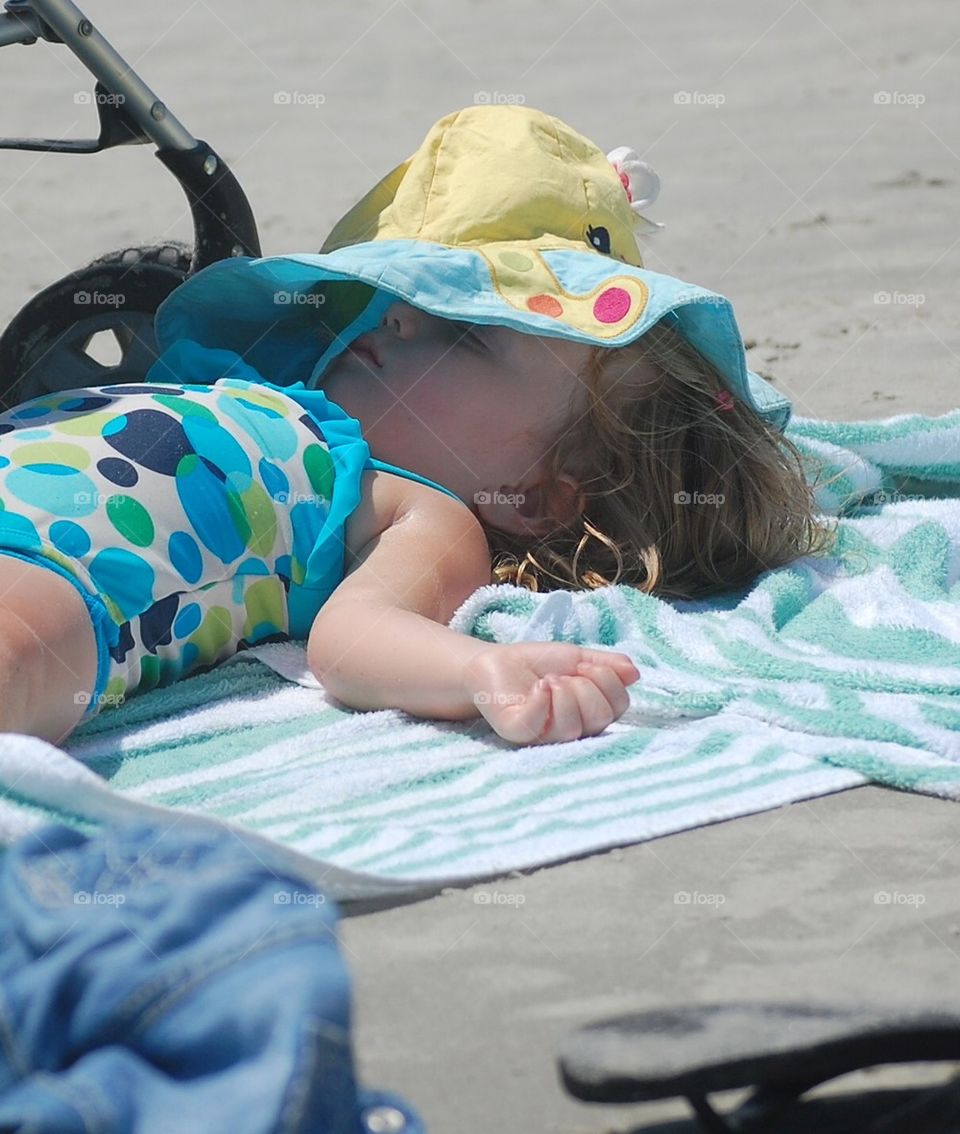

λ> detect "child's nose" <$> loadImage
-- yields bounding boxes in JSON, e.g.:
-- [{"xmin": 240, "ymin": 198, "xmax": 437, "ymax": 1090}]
[{"xmin": 382, "ymin": 301, "xmax": 420, "ymax": 342}]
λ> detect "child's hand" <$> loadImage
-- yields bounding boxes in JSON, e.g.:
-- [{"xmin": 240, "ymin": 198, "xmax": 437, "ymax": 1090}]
[{"xmin": 462, "ymin": 643, "xmax": 640, "ymax": 746}]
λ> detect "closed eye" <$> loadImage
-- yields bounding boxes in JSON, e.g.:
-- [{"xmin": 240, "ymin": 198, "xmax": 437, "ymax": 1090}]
[{"xmin": 449, "ymin": 320, "xmax": 488, "ymax": 352}]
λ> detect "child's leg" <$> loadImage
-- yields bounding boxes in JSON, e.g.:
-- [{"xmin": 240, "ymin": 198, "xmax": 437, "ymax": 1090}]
[{"xmin": 0, "ymin": 557, "xmax": 98, "ymax": 744}]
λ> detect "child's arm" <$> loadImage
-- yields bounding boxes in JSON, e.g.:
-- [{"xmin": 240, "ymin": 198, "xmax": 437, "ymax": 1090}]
[
  {"xmin": 308, "ymin": 476, "xmax": 494, "ymax": 721},
  {"xmin": 307, "ymin": 474, "xmax": 639, "ymax": 744}
]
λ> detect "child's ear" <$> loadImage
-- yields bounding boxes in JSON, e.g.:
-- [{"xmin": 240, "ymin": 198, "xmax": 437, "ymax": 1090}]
[{"xmin": 474, "ymin": 475, "xmax": 585, "ymax": 538}]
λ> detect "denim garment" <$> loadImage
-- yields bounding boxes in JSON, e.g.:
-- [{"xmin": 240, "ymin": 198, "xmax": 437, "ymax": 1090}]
[{"xmin": 0, "ymin": 820, "xmax": 424, "ymax": 1134}]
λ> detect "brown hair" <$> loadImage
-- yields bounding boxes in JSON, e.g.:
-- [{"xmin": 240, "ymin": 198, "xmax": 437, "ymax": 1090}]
[{"xmin": 484, "ymin": 319, "xmax": 835, "ymax": 599}]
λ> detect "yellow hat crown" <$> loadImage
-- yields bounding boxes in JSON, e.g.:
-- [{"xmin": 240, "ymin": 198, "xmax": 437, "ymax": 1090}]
[{"xmin": 322, "ymin": 105, "xmax": 657, "ymax": 267}]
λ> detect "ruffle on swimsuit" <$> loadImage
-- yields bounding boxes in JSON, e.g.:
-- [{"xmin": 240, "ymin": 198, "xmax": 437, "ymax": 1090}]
[{"xmin": 0, "ymin": 346, "xmax": 380, "ymax": 715}]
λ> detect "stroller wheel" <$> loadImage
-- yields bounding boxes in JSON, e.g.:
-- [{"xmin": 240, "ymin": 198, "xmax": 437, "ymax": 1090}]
[{"xmin": 0, "ymin": 242, "xmax": 192, "ymax": 410}]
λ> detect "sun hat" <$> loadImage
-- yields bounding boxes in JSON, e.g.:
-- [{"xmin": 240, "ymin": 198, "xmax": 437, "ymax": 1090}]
[{"xmin": 154, "ymin": 105, "xmax": 791, "ymax": 431}]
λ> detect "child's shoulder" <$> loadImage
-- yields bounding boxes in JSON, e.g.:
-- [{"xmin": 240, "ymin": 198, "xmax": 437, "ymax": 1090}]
[{"xmin": 343, "ymin": 468, "xmax": 476, "ymax": 568}]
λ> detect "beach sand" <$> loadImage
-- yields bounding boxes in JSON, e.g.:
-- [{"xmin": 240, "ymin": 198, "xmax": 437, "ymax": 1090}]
[{"xmin": 0, "ymin": 1, "xmax": 957, "ymax": 1129}]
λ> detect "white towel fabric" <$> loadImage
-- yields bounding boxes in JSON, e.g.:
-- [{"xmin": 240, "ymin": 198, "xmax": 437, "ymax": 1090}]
[{"xmin": 0, "ymin": 411, "xmax": 957, "ymax": 901}]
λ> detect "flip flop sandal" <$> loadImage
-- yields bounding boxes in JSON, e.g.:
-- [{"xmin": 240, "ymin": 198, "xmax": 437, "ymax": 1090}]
[{"xmin": 557, "ymin": 1001, "xmax": 960, "ymax": 1133}]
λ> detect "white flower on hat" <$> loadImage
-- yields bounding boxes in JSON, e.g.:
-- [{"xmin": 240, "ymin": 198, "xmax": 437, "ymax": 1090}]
[{"xmin": 607, "ymin": 146, "xmax": 664, "ymax": 235}]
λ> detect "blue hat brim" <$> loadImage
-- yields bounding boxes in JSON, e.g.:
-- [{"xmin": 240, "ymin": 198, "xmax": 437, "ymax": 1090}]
[{"xmin": 155, "ymin": 243, "xmax": 791, "ymax": 431}]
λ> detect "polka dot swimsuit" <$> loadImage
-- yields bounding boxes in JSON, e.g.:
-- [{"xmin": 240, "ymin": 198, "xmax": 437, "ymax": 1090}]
[{"xmin": 0, "ymin": 373, "xmax": 458, "ymax": 719}]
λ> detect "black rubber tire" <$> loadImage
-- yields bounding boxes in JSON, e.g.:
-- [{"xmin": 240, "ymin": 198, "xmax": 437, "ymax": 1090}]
[{"xmin": 0, "ymin": 242, "xmax": 193, "ymax": 411}]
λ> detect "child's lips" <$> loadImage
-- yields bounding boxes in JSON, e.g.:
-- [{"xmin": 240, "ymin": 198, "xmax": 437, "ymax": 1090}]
[{"xmin": 348, "ymin": 338, "xmax": 381, "ymax": 368}]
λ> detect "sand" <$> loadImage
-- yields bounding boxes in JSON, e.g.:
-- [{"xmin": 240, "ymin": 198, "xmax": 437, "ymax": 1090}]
[{"xmin": 0, "ymin": 1, "xmax": 957, "ymax": 1129}]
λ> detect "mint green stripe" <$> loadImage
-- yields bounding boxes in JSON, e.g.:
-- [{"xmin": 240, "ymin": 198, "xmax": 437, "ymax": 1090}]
[
  {"xmin": 365, "ymin": 753, "xmax": 855, "ymax": 875},
  {"xmin": 324, "ymin": 733, "xmax": 774, "ymax": 867}
]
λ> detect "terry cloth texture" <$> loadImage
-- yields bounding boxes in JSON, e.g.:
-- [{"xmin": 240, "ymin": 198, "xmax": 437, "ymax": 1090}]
[{"xmin": 0, "ymin": 410, "xmax": 958, "ymax": 900}]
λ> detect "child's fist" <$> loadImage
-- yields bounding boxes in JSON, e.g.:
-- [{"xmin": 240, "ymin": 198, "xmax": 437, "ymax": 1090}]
[{"xmin": 462, "ymin": 642, "xmax": 640, "ymax": 746}]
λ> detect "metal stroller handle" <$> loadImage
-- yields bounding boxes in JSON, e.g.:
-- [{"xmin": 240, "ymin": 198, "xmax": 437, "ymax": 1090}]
[
  {"xmin": 1, "ymin": 0, "xmax": 195, "ymax": 150},
  {"xmin": 0, "ymin": 0, "xmax": 261, "ymax": 266}
]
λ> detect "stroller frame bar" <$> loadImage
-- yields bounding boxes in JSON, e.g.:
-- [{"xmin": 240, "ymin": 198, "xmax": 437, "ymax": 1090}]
[{"xmin": 0, "ymin": 0, "xmax": 195, "ymax": 152}]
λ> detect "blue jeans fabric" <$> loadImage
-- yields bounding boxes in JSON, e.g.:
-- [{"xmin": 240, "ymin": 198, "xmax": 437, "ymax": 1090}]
[{"xmin": 0, "ymin": 820, "xmax": 425, "ymax": 1134}]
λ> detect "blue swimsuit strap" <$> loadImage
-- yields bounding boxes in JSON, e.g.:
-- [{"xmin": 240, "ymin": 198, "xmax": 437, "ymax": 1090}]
[{"xmin": 364, "ymin": 457, "xmax": 462, "ymax": 504}]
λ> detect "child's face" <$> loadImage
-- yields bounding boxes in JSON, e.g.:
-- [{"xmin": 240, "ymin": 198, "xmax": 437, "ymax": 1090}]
[{"xmin": 318, "ymin": 302, "xmax": 593, "ymax": 511}]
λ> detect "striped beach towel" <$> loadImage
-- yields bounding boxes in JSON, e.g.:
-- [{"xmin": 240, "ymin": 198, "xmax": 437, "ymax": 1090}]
[{"xmin": 0, "ymin": 409, "xmax": 957, "ymax": 900}]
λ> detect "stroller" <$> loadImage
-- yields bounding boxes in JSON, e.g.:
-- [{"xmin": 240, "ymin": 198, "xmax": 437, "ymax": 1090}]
[{"xmin": 0, "ymin": 0, "xmax": 262, "ymax": 410}]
